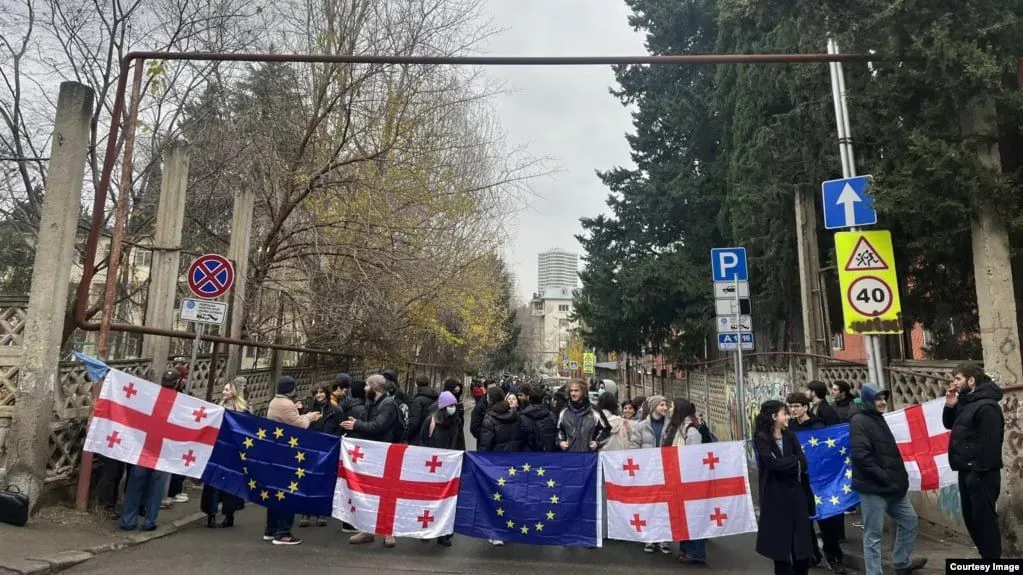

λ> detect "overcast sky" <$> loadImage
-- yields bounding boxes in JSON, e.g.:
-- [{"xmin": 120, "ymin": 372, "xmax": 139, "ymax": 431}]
[{"xmin": 480, "ymin": 0, "xmax": 646, "ymax": 304}]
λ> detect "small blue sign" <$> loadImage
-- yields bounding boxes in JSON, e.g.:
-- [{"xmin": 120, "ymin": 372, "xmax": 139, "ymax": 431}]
[
  {"xmin": 711, "ymin": 247, "xmax": 748, "ymax": 282},
  {"xmin": 822, "ymin": 175, "xmax": 877, "ymax": 230},
  {"xmin": 718, "ymin": 332, "xmax": 754, "ymax": 351}
]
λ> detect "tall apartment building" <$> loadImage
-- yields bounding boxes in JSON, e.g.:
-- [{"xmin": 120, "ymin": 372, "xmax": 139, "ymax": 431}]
[{"xmin": 537, "ymin": 248, "xmax": 579, "ymax": 292}]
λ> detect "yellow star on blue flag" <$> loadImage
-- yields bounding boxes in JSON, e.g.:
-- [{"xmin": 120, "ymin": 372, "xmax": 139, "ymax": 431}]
[{"xmin": 795, "ymin": 423, "xmax": 860, "ymax": 519}]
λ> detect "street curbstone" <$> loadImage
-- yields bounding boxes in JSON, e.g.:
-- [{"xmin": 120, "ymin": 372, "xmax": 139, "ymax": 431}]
[
  {"xmin": 0, "ymin": 558, "xmax": 52, "ymax": 575},
  {"xmin": 27, "ymin": 551, "xmax": 93, "ymax": 573}
]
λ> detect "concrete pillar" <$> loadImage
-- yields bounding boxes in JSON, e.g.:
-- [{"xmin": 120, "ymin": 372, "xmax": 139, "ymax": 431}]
[
  {"xmin": 140, "ymin": 143, "xmax": 190, "ymax": 372},
  {"xmin": 961, "ymin": 100, "xmax": 1023, "ymax": 555},
  {"xmin": 1, "ymin": 82, "xmax": 94, "ymax": 507},
  {"xmin": 794, "ymin": 187, "xmax": 826, "ymax": 380},
  {"xmin": 225, "ymin": 187, "xmax": 255, "ymax": 377}
]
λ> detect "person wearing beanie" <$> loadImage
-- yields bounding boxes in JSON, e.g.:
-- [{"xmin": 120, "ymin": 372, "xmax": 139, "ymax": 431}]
[
  {"xmin": 629, "ymin": 394, "xmax": 672, "ymax": 554},
  {"xmin": 849, "ymin": 384, "xmax": 926, "ymax": 575},
  {"xmin": 263, "ymin": 376, "xmax": 321, "ymax": 546},
  {"xmin": 418, "ymin": 390, "xmax": 460, "ymax": 547},
  {"xmin": 441, "ymin": 379, "xmax": 466, "ymax": 450}
]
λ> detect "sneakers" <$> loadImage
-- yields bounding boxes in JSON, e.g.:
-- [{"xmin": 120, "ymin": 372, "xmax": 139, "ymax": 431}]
[
  {"xmin": 340, "ymin": 522, "xmax": 358, "ymax": 533},
  {"xmin": 272, "ymin": 535, "xmax": 302, "ymax": 546},
  {"xmin": 489, "ymin": 539, "xmax": 504, "ymax": 546},
  {"xmin": 349, "ymin": 532, "xmax": 375, "ymax": 544},
  {"xmin": 173, "ymin": 493, "xmax": 190, "ymax": 503},
  {"xmin": 316, "ymin": 517, "xmax": 328, "ymax": 527},
  {"xmin": 160, "ymin": 498, "xmax": 173, "ymax": 509},
  {"xmin": 644, "ymin": 543, "xmax": 656, "ymax": 553},
  {"xmin": 658, "ymin": 542, "xmax": 672, "ymax": 555},
  {"xmin": 298, "ymin": 517, "xmax": 310, "ymax": 527},
  {"xmin": 894, "ymin": 558, "xmax": 927, "ymax": 575},
  {"xmin": 383, "ymin": 536, "xmax": 396, "ymax": 548},
  {"xmin": 437, "ymin": 535, "xmax": 453, "ymax": 547},
  {"xmin": 262, "ymin": 535, "xmax": 275, "ymax": 541}
]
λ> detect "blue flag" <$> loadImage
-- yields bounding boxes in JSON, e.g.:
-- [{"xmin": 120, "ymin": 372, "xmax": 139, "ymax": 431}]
[
  {"xmin": 796, "ymin": 423, "xmax": 860, "ymax": 519},
  {"xmin": 72, "ymin": 351, "xmax": 110, "ymax": 381},
  {"xmin": 201, "ymin": 410, "xmax": 340, "ymax": 516},
  {"xmin": 454, "ymin": 452, "xmax": 601, "ymax": 547}
]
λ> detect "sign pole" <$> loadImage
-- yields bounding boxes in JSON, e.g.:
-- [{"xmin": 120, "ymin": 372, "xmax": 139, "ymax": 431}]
[
  {"xmin": 187, "ymin": 323, "xmax": 204, "ymax": 394},
  {"xmin": 829, "ymin": 38, "xmax": 885, "ymax": 389},
  {"xmin": 734, "ymin": 274, "xmax": 745, "ymax": 440}
]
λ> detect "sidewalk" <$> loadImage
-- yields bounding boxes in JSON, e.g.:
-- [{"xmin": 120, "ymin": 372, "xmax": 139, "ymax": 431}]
[
  {"xmin": 838, "ymin": 506, "xmax": 975, "ymax": 575},
  {"xmin": 0, "ymin": 483, "xmax": 205, "ymax": 575}
]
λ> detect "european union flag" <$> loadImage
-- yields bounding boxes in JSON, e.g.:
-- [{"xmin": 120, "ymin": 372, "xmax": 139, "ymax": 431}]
[
  {"xmin": 201, "ymin": 410, "xmax": 340, "ymax": 516},
  {"xmin": 796, "ymin": 423, "xmax": 860, "ymax": 519},
  {"xmin": 454, "ymin": 452, "xmax": 601, "ymax": 547}
]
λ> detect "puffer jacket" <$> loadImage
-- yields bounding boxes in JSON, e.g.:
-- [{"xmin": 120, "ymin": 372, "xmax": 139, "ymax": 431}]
[
  {"xmin": 943, "ymin": 380, "xmax": 1004, "ymax": 472},
  {"xmin": 557, "ymin": 400, "xmax": 609, "ymax": 452},
  {"xmin": 602, "ymin": 409, "xmax": 632, "ymax": 451},
  {"xmin": 834, "ymin": 397, "xmax": 855, "ymax": 422},
  {"xmin": 407, "ymin": 385, "xmax": 439, "ymax": 445},
  {"xmin": 352, "ymin": 395, "xmax": 400, "ymax": 443},
  {"xmin": 479, "ymin": 401, "xmax": 523, "ymax": 452},
  {"xmin": 849, "ymin": 400, "xmax": 909, "ymax": 497},
  {"xmin": 630, "ymin": 415, "xmax": 670, "ymax": 449},
  {"xmin": 669, "ymin": 416, "xmax": 703, "ymax": 447},
  {"xmin": 519, "ymin": 404, "xmax": 558, "ymax": 452}
]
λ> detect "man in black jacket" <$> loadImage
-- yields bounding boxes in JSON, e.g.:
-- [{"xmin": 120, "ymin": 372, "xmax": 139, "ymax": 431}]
[
  {"xmin": 807, "ymin": 380, "xmax": 841, "ymax": 426},
  {"xmin": 341, "ymin": 374, "xmax": 400, "ymax": 548},
  {"xmin": 943, "ymin": 363, "xmax": 1004, "ymax": 560},
  {"xmin": 849, "ymin": 385, "xmax": 926, "ymax": 575},
  {"xmin": 787, "ymin": 394, "xmax": 846, "ymax": 574},
  {"xmin": 517, "ymin": 383, "xmax": 558, "ymax": 452},
  {"xmin": 407, "ymin": 374, "xmax": 439, "ymax": 445},
  {"xmin": 470, "ymin": 379, "xmax": 496, "ymax": 442}
]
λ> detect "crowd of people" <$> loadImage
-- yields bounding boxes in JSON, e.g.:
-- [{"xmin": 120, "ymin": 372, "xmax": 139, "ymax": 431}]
[{"xmin": 107, "ymin": 362, "xmax": 1005, "ymax": 573}]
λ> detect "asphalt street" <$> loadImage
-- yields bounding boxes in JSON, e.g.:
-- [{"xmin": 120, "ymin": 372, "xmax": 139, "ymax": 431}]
[{"xmin": 66, "ymin": 400, "xmax": 778, "ymax": 574}]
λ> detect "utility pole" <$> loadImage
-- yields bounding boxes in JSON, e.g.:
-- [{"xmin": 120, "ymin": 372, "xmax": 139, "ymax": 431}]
[{"xmin": 827, "ymin": 39, "xmax": 886, "ymax": 388}]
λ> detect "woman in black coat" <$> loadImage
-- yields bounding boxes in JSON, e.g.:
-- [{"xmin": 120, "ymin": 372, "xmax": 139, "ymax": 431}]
[
  {"xmin": 479, "ymin": 386, "xmax": 523, "ymax": 452},
  {"xmin": 754, "ymin": 399, "xmax": 815, "ymax": 575},
  {"xmin": 441, "ymin": 379, "xmax": 466, "ymax": 450},
  {"xmin": 299, "ymin": 384, "xmax": 343, "ymax": 527}
]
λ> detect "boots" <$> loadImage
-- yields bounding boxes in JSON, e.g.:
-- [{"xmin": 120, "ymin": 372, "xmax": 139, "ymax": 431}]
[
  {"xmin": 220, "ymin": 514, "xmax": 234, "ymax": 528},
  {"xmin": 206, "ymin": 515, "xmax": 217, "ymax": 528}
]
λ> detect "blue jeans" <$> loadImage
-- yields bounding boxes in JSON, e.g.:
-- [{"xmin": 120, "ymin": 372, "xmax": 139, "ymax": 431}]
[
  {"xmin": 681, "ymin": 539, "xmax": 707, "ymax": 561},
  {"xmin": 860, "ymin": 493, "xmax": 918, "ymax": 575},
  {"xmin": 119, "ymin": 466, "xmax": 168, "ymax": 530},
  {"xmin": 264, "ymin": 507, "xmax": 295, "ymax": 537}
]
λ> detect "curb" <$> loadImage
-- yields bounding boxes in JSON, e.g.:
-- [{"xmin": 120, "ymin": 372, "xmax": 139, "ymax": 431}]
[{"xmin": 0, "ymin": 512, "xmax": 206, "ymax": 575}]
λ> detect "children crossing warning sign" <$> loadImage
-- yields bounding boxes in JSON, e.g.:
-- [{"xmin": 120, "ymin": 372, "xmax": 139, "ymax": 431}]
[
  {"xmin": 844, "ymin": 236, "xmax": 888, "ymax": 271},
  {"xmin": 834, "ymin": 230, "xmax": 903, "ymax": 335}
]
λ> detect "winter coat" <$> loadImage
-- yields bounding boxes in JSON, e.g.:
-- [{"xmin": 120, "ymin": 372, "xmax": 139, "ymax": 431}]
[
  {"xmin": 603, "ymin": 409, "xmax": 632, "ymax": 451},
  {"xmin": 420, "ymin": 408, "xmax": 462, "ymax": 450},
  {"xmin": 308, "ymin": 399, "xmax": 344, "ymax": 436},
  {"xmin": 470, "ymin": 395, "xmax": 489, "ymax": 440},
  {"xmin": 669, "ymin": 416, "xmax": 703, "ymax": 447},
  {"xmin": 630, "ymin": 416, "xmax": 670, "ymax": 449},
  {"xmin": 267, "ymin": 395, "xmax": 315, "ymax": 429},
  {"xmin": 201, "ymin": 399, "xmax": 248, "ymax": 516},
  {"xmin": 479, "ymin": 402, "xmax": 523, "ymax": 452},
  {"xmin": 849, "ymin": 403, "xmax": 909, "ymax": 497},
  {"xmin": 353, "ymin": 395, "xmax": 400, "ymax": 443},
  {"xmin": 346, "ymin": 398, "xmax": 367, "ymax": 423},
  {"xmin": 557, "ymin": 401, "xmax": 609, "ymax": 452},
  {"xmin": 519, "ymin": 404, "xmax": 558, "ymax": 452},
  {"xmin": 943, "ymin": 380, "xmax": 1004, "ymax": 472},
  {"xmin": 834, "ymin": 397, "xmax": 855, "ymax": 422},
  {"xmin": 811, "ymin": 399, "xmax": 842, "ymax": 426},
  {"xmin": 755, "ymin": 430, "xmax": 815, "ymax": 562},
  {"xmin": 408, "ymin": 385, "xmax": 440, "ymax": 445},
  {"xmin": 788, "ymin": 414, "xmax": 824, "ymax": 433}
]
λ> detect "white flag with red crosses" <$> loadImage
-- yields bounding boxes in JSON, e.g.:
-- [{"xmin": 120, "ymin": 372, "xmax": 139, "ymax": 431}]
[
  {"xmin": 83, "ymin": 369, "xmax": 224, "ymax": 478},
  {"xmin": 600, "ymin": 441, "xmax": 757, "ymax": 542},
  {"xmin": 883, "ymin": 397, "xmax": 956, "ymax": 491}
]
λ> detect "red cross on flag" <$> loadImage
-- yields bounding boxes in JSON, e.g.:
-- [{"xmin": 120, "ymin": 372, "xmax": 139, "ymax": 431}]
[
  {"xmin": 600, "ymin": 441, "xmax": 757, "ymax": 542},
  {"xmin": 333, "ymin": 438, "xmax": 463, "ymax": 538},
  {"xmin": 883, "ymin": 397, "xmax": 955, "ymax": 491},
  {"xmin": 83, "ymin": 369, "xmax": 224, "ymax": 478}
]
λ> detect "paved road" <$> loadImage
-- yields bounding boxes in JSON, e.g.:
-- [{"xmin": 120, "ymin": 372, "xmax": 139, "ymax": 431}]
[{"xmin": 67, "ymin": 399, "xmax": 777, "ymax": 574}]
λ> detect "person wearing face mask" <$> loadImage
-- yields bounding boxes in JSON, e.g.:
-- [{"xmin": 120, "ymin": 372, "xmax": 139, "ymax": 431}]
[
  {"xmin": 417, "ymin": 390, "xmax": 462, "ymax": 547},
  {"xmin": 754, "ymin": 400, "xmax": 814, "ymax": 575}
]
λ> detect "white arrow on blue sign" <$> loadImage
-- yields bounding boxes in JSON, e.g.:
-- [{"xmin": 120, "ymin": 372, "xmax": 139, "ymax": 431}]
[
  {"xmin": 822, "ymin": 175, "xmax": 877, "ymax": 230},
  {"xmin": 711, "ymin": 247, "xmax": 748, "ymax": 282},
  {"xmin": 718, "ymin": 332, "xmax": 754, "ymax": 351}
]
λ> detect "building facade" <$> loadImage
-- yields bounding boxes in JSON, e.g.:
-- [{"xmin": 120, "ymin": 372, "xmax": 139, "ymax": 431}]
[
  {"xmin": 527, "ymin": 286, "xmax": 578, "ymax": 372},
  {"xmin": 537, "ymin": 248, "xmax": 579, "ymax": 293}
]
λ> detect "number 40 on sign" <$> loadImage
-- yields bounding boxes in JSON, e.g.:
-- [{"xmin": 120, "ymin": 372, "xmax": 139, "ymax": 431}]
[{"xmin": 834, "ymin": 230, "xmax": 903, "ymax": 335}]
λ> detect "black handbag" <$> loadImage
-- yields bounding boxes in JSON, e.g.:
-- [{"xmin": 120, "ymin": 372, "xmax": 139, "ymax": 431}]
[{"xmin": 0, "ymin": 485, "xmax": 29, "ymax": 527}]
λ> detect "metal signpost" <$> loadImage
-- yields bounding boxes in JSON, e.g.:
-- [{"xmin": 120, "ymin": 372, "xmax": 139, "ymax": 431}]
[
  {"xmin": 184, "ymin": 255, "xmax": 235, "ymax": 392},
  {"xmin": 711, "ymin": 247, "xmax": 752, "ymax": 440}
]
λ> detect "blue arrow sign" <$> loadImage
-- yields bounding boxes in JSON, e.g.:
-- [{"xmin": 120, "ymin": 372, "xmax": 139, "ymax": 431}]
[
  {"xmin": 717, "ymin": 332, "xmax": 754, "ymax": 351},
  {"xmin": 822, "ymin": 175, "xmax": 877, "ymax": 230},
  {"xmin": 711, "ymin": 247, "xmax": 748, "ymax": 282}
]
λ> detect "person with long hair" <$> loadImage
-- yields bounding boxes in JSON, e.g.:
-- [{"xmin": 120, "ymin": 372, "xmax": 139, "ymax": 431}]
[
  {"xmin": 663, "ymin": 398, "xmax": 708, "ymax": 564},
  {"xmin": 754, "ymin": 400, "xmax": 814, "ymax": 575},
  {"xmin": 299, "ymin": 383, "xmax": 343, "ymax": 528},
  {"xmin": 200, "ymin": 378, "xmax": 249, "ymax": 528},
  {"xmin": 557, "ymin": 379, "xmax": 609, "ymax": 452}
]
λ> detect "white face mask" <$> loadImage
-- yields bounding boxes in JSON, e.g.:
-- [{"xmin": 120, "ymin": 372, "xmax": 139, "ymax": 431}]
[{"xmin": 445, "ymin": 406, "xmax": 457, "ymax": 415}]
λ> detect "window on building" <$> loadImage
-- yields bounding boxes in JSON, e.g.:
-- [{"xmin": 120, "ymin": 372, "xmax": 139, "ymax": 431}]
[
  {"xmin": 533, "ymin": 301, "xmax": 543, "ymax": 312},
  {"xmin": 558, "ymin": 304, "xmax": 569, "ymax": 312},
  {"xmin": 831, "ymin": 332, "xmax": 845, "ymax": 351},
  {"xmin": 134, "ymin": 250, "xmax": 152, "ymax": 267}
]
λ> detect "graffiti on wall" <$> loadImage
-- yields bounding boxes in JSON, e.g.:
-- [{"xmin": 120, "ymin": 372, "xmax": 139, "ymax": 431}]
[{"xmin": 725, "ymin": 372, "xmax": 793, "ymax": 441}]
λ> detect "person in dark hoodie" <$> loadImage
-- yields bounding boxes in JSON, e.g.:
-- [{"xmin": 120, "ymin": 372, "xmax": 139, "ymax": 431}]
[
  {"xmin": 441, "ymin": 379, "xmax": 466, "ymax": 450},
  {"xmin": 943, "ymin": 363, "xmax": 1004, "ymax": 560},
  {"xmin": 408, "ymin": 374, "xmax": 439, "ymax": 445},
  {"xmin": 787, "ymin": 394, "xmax": 845, "ymax": 573},
  {"xmin": 830, "ymin": 381, "xmax": 856, "ymax": 422},
  {"xmin": 517, "ymin": 383, "xmax": 558, "ymax": 452},
  {"xmin": 807, "ymin": 381, "xmax": 841, "ymax": 426},
  {"xmin": 470, "ymin": 379, "xmax": 496, "ymax": 442},
  {"xmin": 849, "ymin": 384, "xmax": 926, "ymax": 575},
  {"xmin": 479, "ymin": 386, "xmax": 523, "ymax": 452}
]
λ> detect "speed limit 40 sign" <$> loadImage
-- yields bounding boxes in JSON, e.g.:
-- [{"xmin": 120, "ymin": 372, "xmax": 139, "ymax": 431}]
[{"xmin": 835, "ymin": 230, "xmax": 903, "ymax": 335}]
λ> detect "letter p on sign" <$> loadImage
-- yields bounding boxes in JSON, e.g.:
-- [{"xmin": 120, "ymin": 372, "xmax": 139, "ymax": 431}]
[{"xmin": 711, "ymin": 248, "xmax": 748, "ymax": 282}]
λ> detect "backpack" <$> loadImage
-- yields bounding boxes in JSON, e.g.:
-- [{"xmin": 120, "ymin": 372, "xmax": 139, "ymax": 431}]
[
  {"xmin": 530, "ymin": 412, "xmax": 559, "ymax": 452},
  {"xmin": 390, "ymin": 396, "xmax": 410, "ymax": 443},
  {"xmin": 694, "ymin": 421, "xmax": 717, "ymax": 444}
]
